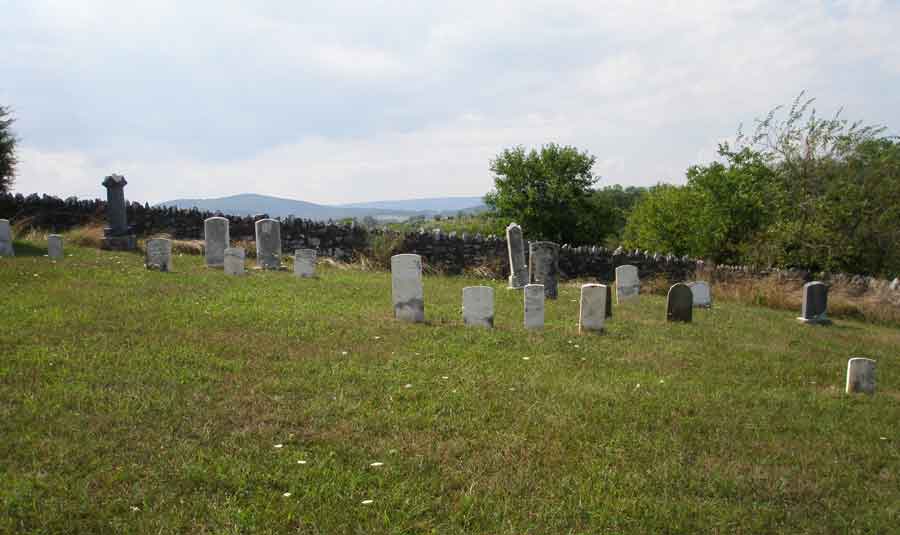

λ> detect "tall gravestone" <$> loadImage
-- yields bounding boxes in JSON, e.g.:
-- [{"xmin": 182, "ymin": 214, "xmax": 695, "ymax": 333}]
[
  {"xmin": 462, "ymin": 286, "xmax": 494, "ymax": 328},
  {"xmin": 666, "ymin": 283, "xmax": 693, "ymax": 322},
  {"xmin": 524, "ymin": 284, "xmax": 545, "ymax": 329},
  {"xmin": 615, "ymin": 265, "xmax": 640, "ymax": 304},
  {"xmin": 224, "ymin": 247, "xmax": 245, "ymax": 276},
  {"xmin": 688, "ymin": 281, "xmax": 712, "ymax": 308},
  {"xmin": 100, "ymin": 174, "xmax": 136, "ymax": 250},
  {"xmin": 294, "ymin": 249, "xmax": 317, "ymax": 278},
  {"xmin": 204, "ymin": 217, "xmax": 230, "ymax": 267},
  {"xmin": 391, "ymin": 254, "xmax": 425, "ymax": 323},
  {"xmin": 845, "ymin": 358, "xmax": 876, "ymax": 395},
  {"xmin": 605, "ymin": 284, "xmax": 613, "ymax": 318},
  {"xmin": 0, "ymin": 219, "xmax": 14, "ymax": 257},
  {"xmin": 255, "ymin": 218, "xmax": 282, "ymax": 269},
  {"xmin": 798, "ymin": 281, "xmax": 829, "ymax": 324},
  {"xmin": 506, "ymin": 223, "xmax": 528, "ymax": 289},
  {"xmin": 47, "ymin": 235, "xmax": 64, "ymax": 260},
  {"xmin": 145, "ymin": 238, "xmax": 173, "ymax": 272},
  {"xmin": 579, "ymin": 283, "xmax": 607, "ymax": 333},
  {"xmin": 529, "ymin": 241, "xmax": 559, "ymax": 299}
]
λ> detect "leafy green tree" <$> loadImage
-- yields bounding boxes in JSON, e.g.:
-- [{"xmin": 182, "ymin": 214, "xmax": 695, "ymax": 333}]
[
  {"xmin": 484, "ymin": 143, "xmax": 598, "ymax": 244},
  {"xmin": 622, "ymin": 184, "xmax": 700, "ymax": 256},
  {"xmin": 0, "ymin": 105, "xmax": 17, "ymax": 194},
  {"xmin": 588, "ymin": 185, "xmax": 646, "ymax": 245}
]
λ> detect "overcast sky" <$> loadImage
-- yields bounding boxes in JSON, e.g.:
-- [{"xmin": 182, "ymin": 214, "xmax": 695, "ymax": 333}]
[{"xmin": 3, "ymin": 0, "xmax": 899, "ymax": 204}]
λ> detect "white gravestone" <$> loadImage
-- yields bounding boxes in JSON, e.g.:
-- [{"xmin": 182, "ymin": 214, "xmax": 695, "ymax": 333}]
[
  {"xmin": 846, "ymin": 358, "xmax": 876, "ymax": 395},
  {"xmin": 145, "ymin": 238, "xmax": 173, "ymax": 272},
  {"xmin": 224, "ymin": 247, "xmax": 245, "ymax": 276},
  {"xmin": 0, "ymin": 219, "xmax": 13, "ymax": 257},
  {"xmin": 506, "ymin": 223, "xmax": 528, "ymax": 289},
  {"xmin": 615, "ymin": 264, "xmax": 640, "ymax": 304},
  {"xmin": 48, "ymin": 235, "xmax": 64, "ymax": 260},
  {"xmin": 579, "ymin": 283, "xmax": 607, "ymax": 334},
  {"xmin": 524, "ymin": 284, "xmax": 545, "ymax": 329},
  {"xmin": 294, "ymin": 249, "xmax": 317, "ymax": 278},
  {"xmin": 688, "ymin": 281, "xmax": 712, "ymax": 308},
  {"xmin": 391, "ymin": 254, "xmax": 425, "ymax": 323},
  {"xmin": 204, "ymin": 217, "xmax": 230, "ymax": 267},
  {"xmin": 462, "ymin": 286, "xmax": 494, "ymax": 328},
  {"xmin": 255, "ymin": 218, "xmax": 282, "ymax": 269}
]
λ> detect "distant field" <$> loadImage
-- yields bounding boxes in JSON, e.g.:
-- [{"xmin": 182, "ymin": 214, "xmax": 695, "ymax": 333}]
[{"xmin": 1, "ymin": 241, "xmax": 898, "ymax": 534}]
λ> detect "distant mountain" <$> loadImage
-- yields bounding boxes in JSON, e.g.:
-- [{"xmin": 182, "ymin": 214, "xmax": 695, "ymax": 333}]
[{"xmin": 157, "ymin": 193, "xmax": 486, "ymax": 221}]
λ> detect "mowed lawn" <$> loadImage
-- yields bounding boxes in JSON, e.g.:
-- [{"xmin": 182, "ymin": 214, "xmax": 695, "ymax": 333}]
[{"xmin": 1, "ymin": 242, "xmax": 898, "ymax": 534}]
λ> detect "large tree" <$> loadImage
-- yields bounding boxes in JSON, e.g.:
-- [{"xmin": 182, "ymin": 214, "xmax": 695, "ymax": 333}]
[
  {"xmin": 0, "ymin": 105, "xmax": 16, "ymax": 194},
  {"xmin": 484, "ymin": 143, "xmax": 598, "ymax": 244}
]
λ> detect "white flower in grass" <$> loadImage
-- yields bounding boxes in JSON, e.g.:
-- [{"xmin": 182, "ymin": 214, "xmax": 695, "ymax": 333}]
[
  {"xmin": 341, "ymin": 351, "xmax": 348, "ymax": 356},
  {"xmin": 441, "ymin": 376, "xmax": 449, "ymax": 380},
  {"xmin": 574, "ymin": 345, "xmax": 580, "ymax": 349},
  {"xmin": 370, "ymin": 462, "xmax": 384, "ymax": 467},
  {"xmin": 274, "ymin": 444, "xmax": 284, "ymax": 449},
  {"xmin": 130, "ymin": 506, "xmax": 140, "ymax": 512},
  {"xmin": 881, "ymin": 437, "xmax": 888, "ymax": 441},
  {"xmin": 522, "ymin": 357, "xmax": 530, "ymax": 361},
  {"xmin": 404, "ymin": 384, "xmax": 412, "ymax": 389},
  {"xmin": 374, "ymin": 336, "xmax": 382, "ymax": 340},
  {"xmin": 297, "ymin": 460, "xmax": 307, "ymax": 464},
  {"xmin": 361, "ymin": 499, "xmax": 374, "ymax": 505},
  {"xmin": 283, "ymin": 492, "xmax": 292, "ymax": 497}
]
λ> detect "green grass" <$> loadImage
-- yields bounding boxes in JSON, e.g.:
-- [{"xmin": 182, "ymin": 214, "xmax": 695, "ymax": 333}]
[{"xmin": 1, "ymin": 241, "xmax": 898, "ymax": 534}]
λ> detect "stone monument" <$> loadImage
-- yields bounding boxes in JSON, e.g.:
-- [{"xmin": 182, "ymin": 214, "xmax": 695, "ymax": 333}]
[
  {"xmin": 845, "ymin": 358, "xmax": 876, "ymax": 395},
  {"xmin": 666, "ymin": 283, "xmax": 693, "ymax": 322},
  {"xmin": 255, "ymin": 218, "xmax": 282, "ymax": 269},
  {"xmin": 529, "ymin": 241, "xmax": 559, "ymax": 299},
  {"xmin": 462, "ymin": 286, "xmax": 494, "ymax": 328},
  {"xmin": 506, "ymin": 223, "xmax": 528, "ymax": 289},
  {"xmin": 524, "ymin": 284, "xmax": 545, "ymax": 329},
  {"xmin": 391, "ymin": 254, "xmax": 425, "ymax": 322},
  {"xmin": 145, "ymin": 238, "xmax": 173, "ymax": 272},
  {"xmin": 0, "ymin": 219, "xmax": 14, "ymax": 257},
  {"xmin": 204, "ymin": 217, "xmax": 230, "ymax": 267},
  {"xmin": 294, "ymin": 249, "xmax": 317, "ymax": 278},
  {"xmin": 798, "ymin": 281, "xmax": 830, "ymax": 324},
  {"xmin": 579, "ymin": 283, "xmax": 607, "ymax": 333},
  {"xmin": 48, "ymin": 235, "xmax": 64, "ymax": 260},
  {"xmin": 688, "ymin": 281, "xmax": 712, "ymax": 308},
  {"xmin": 615, "ymin": 265, "xmax": 640, "ymax": 304},
  {"xmin": 224, "ymin": 247, "xmax": 246, "ymax": 276},
  {"xmin": 100, "ymin": 174, "xmax": 136, "ymax": 250}
]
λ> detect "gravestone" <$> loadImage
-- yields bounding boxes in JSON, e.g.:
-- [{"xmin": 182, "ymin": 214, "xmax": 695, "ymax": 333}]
[
  {"xmin": 204, "ymin": 217, "xmax": 230, "ymax": 267},
  {"xmin": 798, "ymin": 281, "xmax": 829, "ymax": 324},
  {"xmin": 391, "ymin": 254, "xmax": 425, "ymax": 323},
  {"xmin": 48, "ymin": 235, "xmax": 64, "ymax": 260},
  {"xmin": 615, "ymin": 265, "xmax": 640, "ymax": 303},
  {"xmin": 255, "ymin": 218, "xmax": 282, "ymax": 269},
  {"xmin": 524, "ymin": 284, "xmax": 545, "ymax": 329},
  {"xmin": 845, "ymin": 358, "xmax": 876, "ymax": 395},
  {"xmin": 294, "ymin": 249, "xmax": 317, "ymax": 278},
  {"xmin": 579, "ymin": 283, "xmax": 607, "ymax": 333},
  {"xmin": 605, "ymin": 284, "xmax": 613, "ymax": 318},
  {"xmin": 529, "ymin": 241, "xmax": 559, "ymax": 299},
  {"xmin": 224, "ymin": 247, "xmax": 245, "ymax": 276},
  {"xmin": 666, "ymin": 283, "xmax": 693, "ymax": 322},
  {"xmin": 506, "ymin": 223, "xmax": 528, "ymax": 289},
  {"xmin": 0, "ymin": 219, "xmax": 13, "ymax": 257},
  {"xmin": 145, "ymin": 238, "xmax": 173, "ymax": 272},
  {"xmin": 462, "ymin": 286, "xmax": 494, "ymax": 328},
  {"xmin": 688, "ymin": 281, "xmax": 712, "ymax": 308},
  {"xmin": 100, "ymin": 174, "xmax": 136, "ymax": 250}
]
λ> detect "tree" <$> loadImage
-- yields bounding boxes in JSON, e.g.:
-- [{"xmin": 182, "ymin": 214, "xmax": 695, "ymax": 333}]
[
  {"xmin": 622, "ymin": 184, "xmax": 700, "ymax": 256},
  {"xmin": 0, "ymin": 105, "xmax": 17, "ymax": 194},
  {"xmin": 484, "ymin": 143, "xmax": 598, "ymax": 244}
]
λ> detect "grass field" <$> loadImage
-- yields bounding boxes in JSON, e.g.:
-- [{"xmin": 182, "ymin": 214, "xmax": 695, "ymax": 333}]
[{"xmin": 1, "ymin": 240, "xmax": 898, "ymax": 534}]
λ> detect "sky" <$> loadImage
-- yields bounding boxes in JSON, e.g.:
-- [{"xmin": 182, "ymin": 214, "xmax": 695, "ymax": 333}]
[{"xmin": 2, "ymin": 0, "xmax": 899, "ymax": 205}]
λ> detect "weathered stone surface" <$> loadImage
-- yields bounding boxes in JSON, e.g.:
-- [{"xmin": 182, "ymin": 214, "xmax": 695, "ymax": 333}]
[
  {"xmin": 605, "ymin": 284, "xmax": 613, "ymax": 318},
  {"xmin": 615, "ymin": 264, "xmax": 640, "ymax": 303},
  {"xmin": 845, "ymin": 357, "xmax": 876, "ymax": 395},
  {"xmin": 392, "ymin": 254, "xmax": 424, "ymax": 322},
  {"xmin": 529, "ymin": 241, "xmax": 559, "ymax": 299},
  {"xmin": 255, "ymin": 218, "xmax": 282, "ymax": 269},
  {"xmin": 579, "ymin": 284, "xmax": 607, "ymax": 333},
  {"xmin": 224, "ymin": 247, "xmax": 245, "ymax": 276},
  {"xmin": 204, "ymin": 217, "xmax": 230, "ymax": 267},
  {"xmin": 524, "ymin": 284, "xmax": 545, "ymax": 329},
  {"xmin": 101, "ymin": 174, "xmax": 136, "ymax": 250},
  {"xmin": 666, "ymin": 283, "xmax": 693, "ymax": 322},
  {"xmin": 48, "ymin": 234, "xmax": 63, "ymax": 260},
  {"xmin": 798, "ymin": 281, "xmax": 829, "ymax": 323},
  {"xmin": 506, "ymin": 223, "xmax": 528, "ymax": 289},
  {"xmin": 145, "ymin": 238, "xmax": 173, "ymax": 272},
  {"xmin": 688, "ymin": 281, "xmax": 712, "ymax": 308},
  {"xmin": 0, "ymin": 219, "xmax": 13, "ymax": 257},
  {"xmin": 462, "ymin": 286, "xmax": 494, "ymax": 328},
  {"xmin": 294, "ymin": 249, "xmax": 317, "ymax": 278}
]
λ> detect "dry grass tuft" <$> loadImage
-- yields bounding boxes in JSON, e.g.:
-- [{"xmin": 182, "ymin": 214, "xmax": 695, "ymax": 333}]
[{"xmin": 66, "ymin": 225, "xmax": 106, "ymax": 248}]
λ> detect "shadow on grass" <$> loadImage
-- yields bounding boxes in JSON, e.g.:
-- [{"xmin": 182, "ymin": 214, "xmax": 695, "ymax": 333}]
[{"xmin": 11, "ymin": 241, "xmax": 47, "ymax": 257}]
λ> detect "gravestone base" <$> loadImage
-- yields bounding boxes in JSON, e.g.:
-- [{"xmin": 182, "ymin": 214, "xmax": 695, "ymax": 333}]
[
  {"xmin": 101, "ymin": 234, "xmax": 136, "ymax": 251},
  {"xmin": 796, "ymin": 315, "xmax": 832, "ymax": 325}
]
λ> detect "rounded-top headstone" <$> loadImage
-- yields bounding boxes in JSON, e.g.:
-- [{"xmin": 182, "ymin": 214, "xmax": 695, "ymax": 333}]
[
  {"xmin": 224, "ymin": 247, "xmax": 246, "ymax": 276},
  {"xmin": 845, "ymin": 358, "xmax": 876, "ymax": 395},
  {"xmin": 462, "ymin": 286, "xmax": 494, "ymax": 328},
  {"xmin": 688, "ymin": 281, "xmax": 712, "ymax": 308},
  {"xmin": 145, "ymin": 238, "xmax": 173, "ymax": 272},
  {"xmin": 391, "ymin": 254, "xmax": 425, "ymax": 323},
  {"xmin": 666, "ymin": 283, "xmax": 693, "ymax": 322},
  {"xmin": 255, "ymin": 218, "xmax": 282, "ymax": 269},
  {"xmin": 524, "ymin": 284, "xmax": 545, "ymax": 329},
  {"xmin": 529, "ymin": 241, "xmax": 559, "ymax": 299},
  {"xmin": 615, "ymin": 264, "xmax": 640, "ymax": 303},
  {"xmin": 48, "ymin": 234, "xmax": 64, "ymax": 260},
  {"xmin": 294, "ymin": 249, "xmax": 317, "ymax": 278},
  {"xmin": 798, "ymin": 281, "xmax": 829, "ymax": 323},
  {"xmin": 579, "ymin": 283, "xmax": 607, "ymax": 333},
  {"xmin": 204, "ymin": 217, "xmax": 230, "ymax": 267}
]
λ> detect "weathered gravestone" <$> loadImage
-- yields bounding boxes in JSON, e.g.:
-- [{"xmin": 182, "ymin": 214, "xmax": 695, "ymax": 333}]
[
  {"xmin": 204, "ymin": 217, "xmax": 230, "ymax": 267},
  {"xmin": 0, "ymin": 219, "xmax": 14, "ymax": 257},
  {"xmin": 294, "ymin": 249, "xmax": 317, "ymax": 278},
  {"xmin": 845, "ymin": 358, "xmax": 876, "ymax": 395},
  {"xmin": 579, "ymin": 283, "xmax": 607, "ymax": 334},
  {"xmin": 529, "ymin": 241, "xmax": 559, "ymax": 299},
  {"xmin": 666, "ymin": 283, "xmax": 693, "ymax": 322},
  {"xmin": 462, "ymin": 286, "xmax": 494, "ymax": 328},
  {"xmin": 255, "ymin": 218, "xmax": 282, "ymax": 269},
  {"xmin": 688, "ymin": 281, "xmax": 712, "ymax": 308},
  {"xmin": 524, "ymin": 284, "xmax": 545, "ymax": 329},
  {"xmin": 224, "ymin": 247, "xmax": 245, "ymax": 276},
  {"xmin": 506, "ymin": 223, "xmax": 528, "ymax": 289},
  {"xmin": 48, "ymin": 235, "xmax": 64, "ymax": 260},
  {"xmin": 615, "ymin": 264, "xmax": 640, "ymax": 304},
  {"xmin": 100, "ymin": 174, "xmax": 136, "ymax": 250},
  {"xmin": 391, "ymin": 254, "xmax": 425, "ymax": 323},
  {"xmin": 798, "ymin": 281, "xmax": 830, "ymax": 324},
  {"xmin": 145, "ymin": 238, "xmax": 173, "ymax": 272}
]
